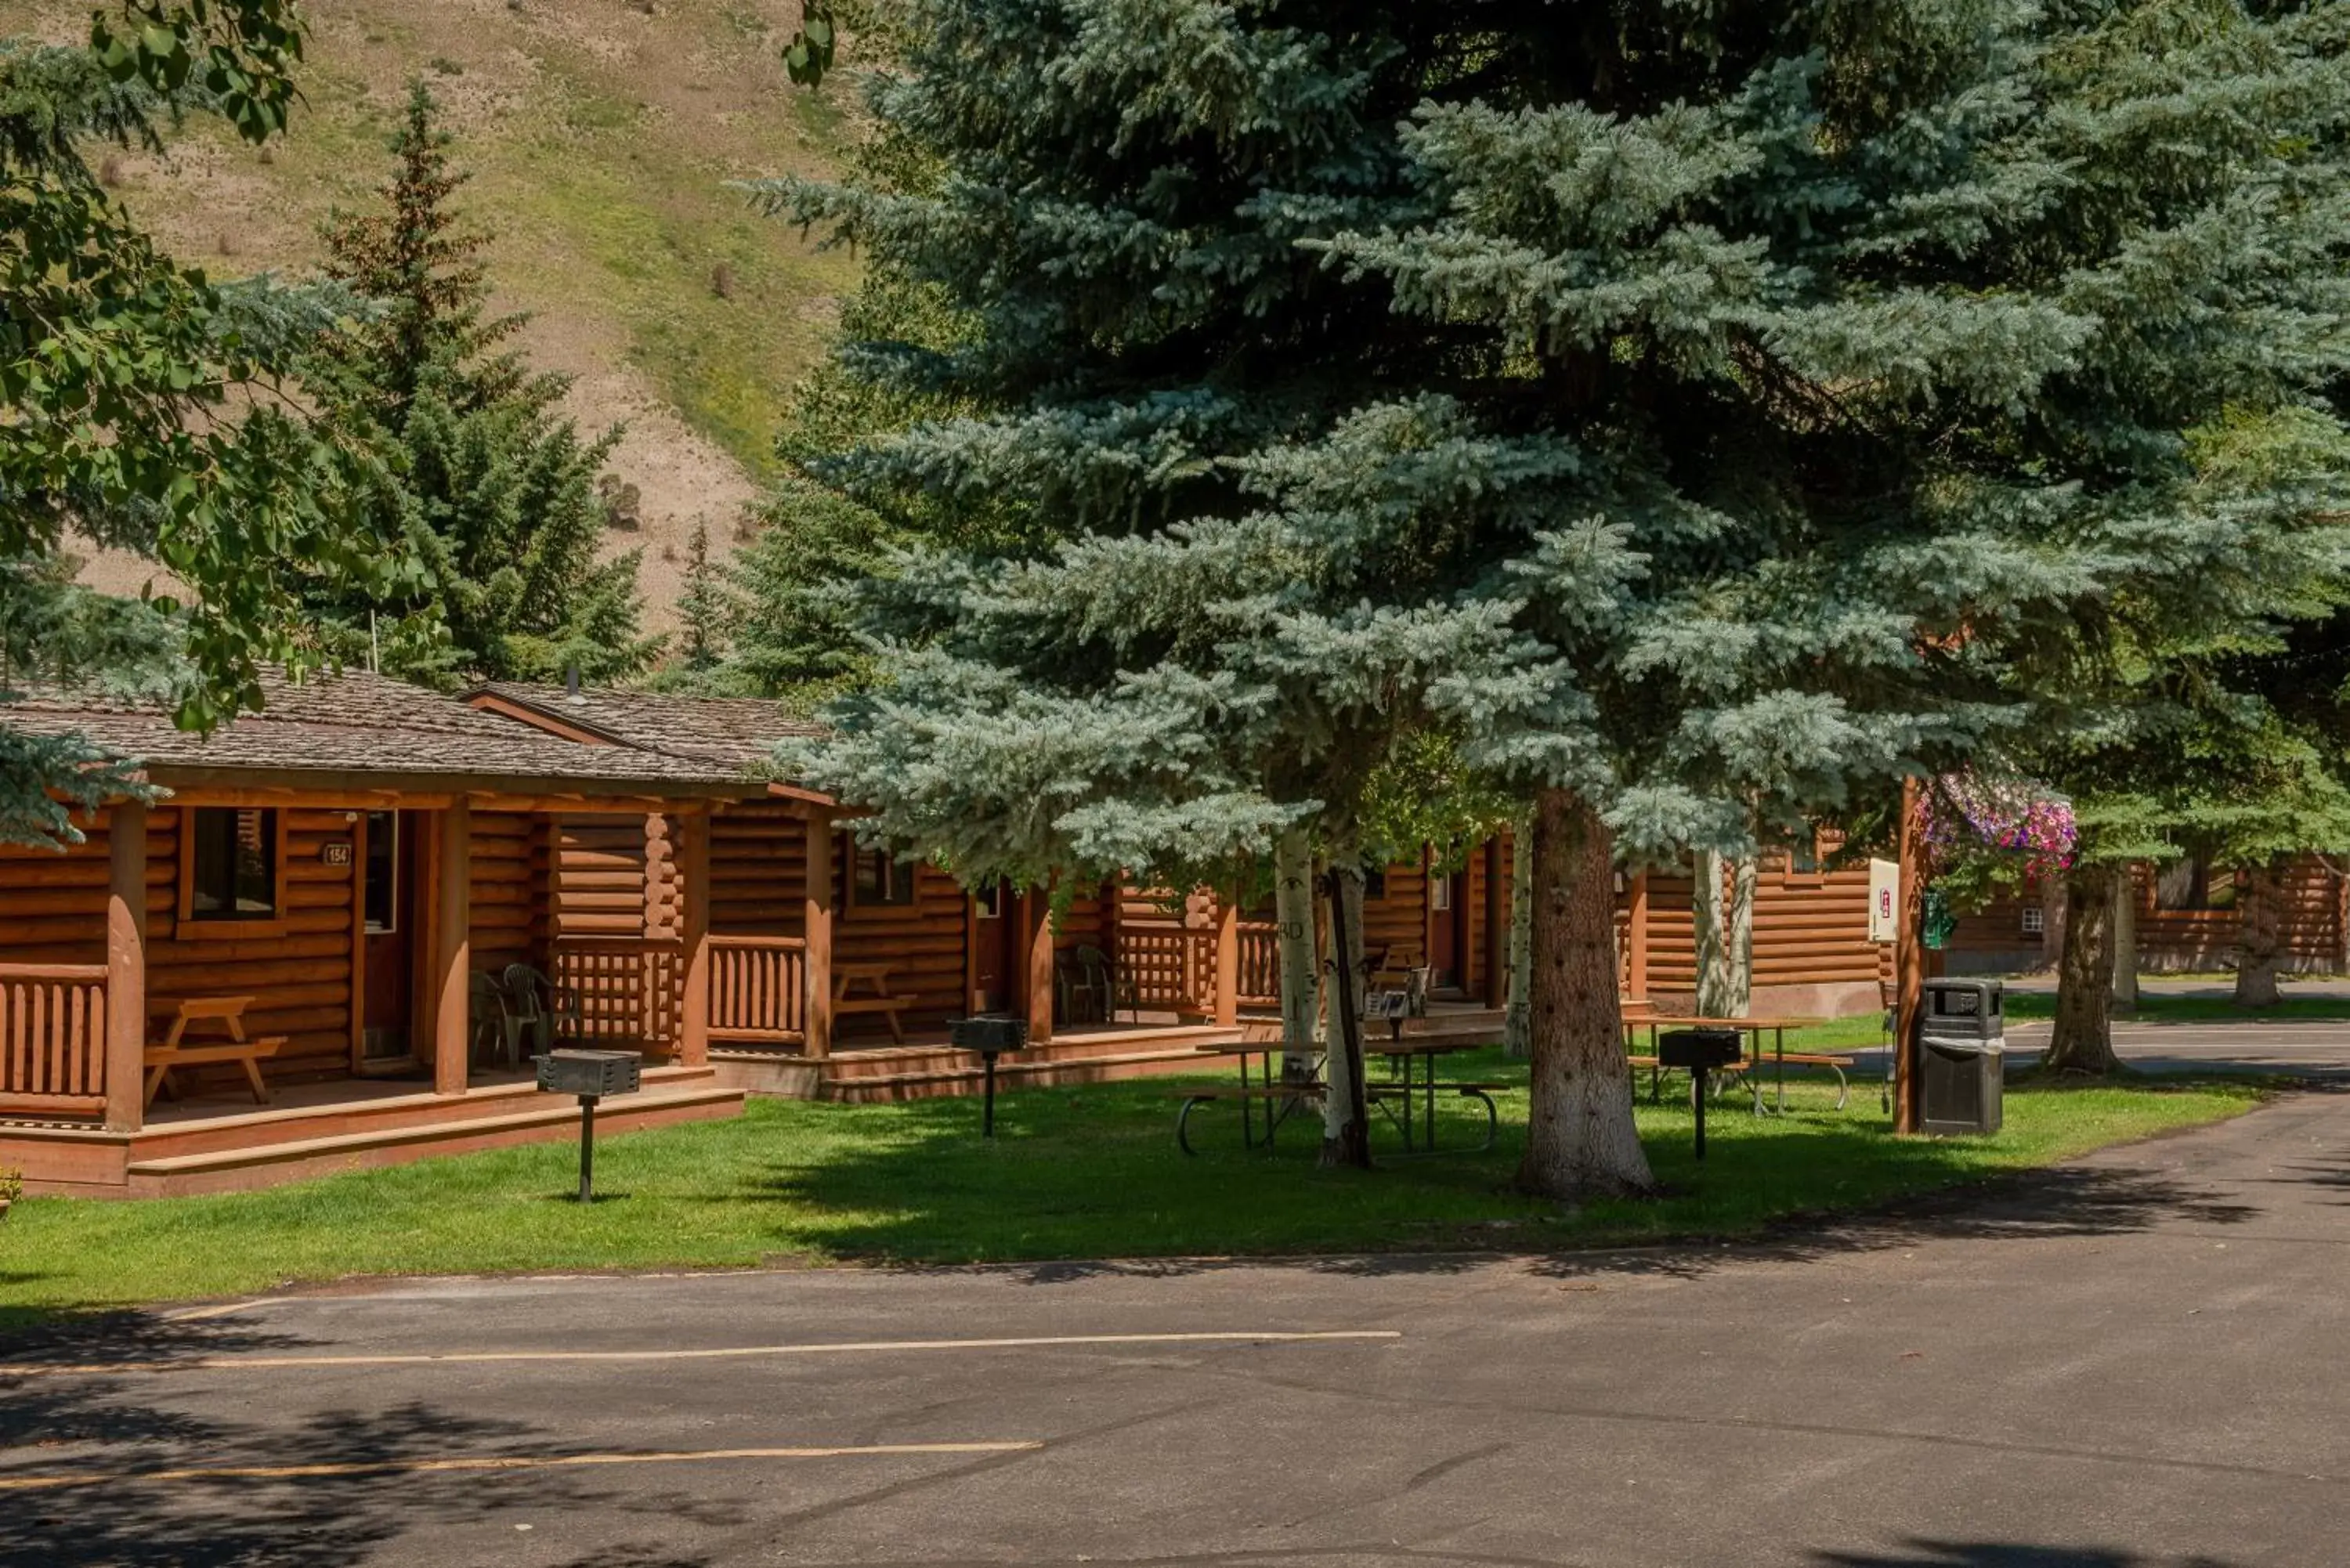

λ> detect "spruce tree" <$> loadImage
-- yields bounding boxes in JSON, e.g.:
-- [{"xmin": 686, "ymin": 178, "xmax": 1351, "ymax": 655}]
[
  {"xmin": 2, "ymin": 4, "xmax": 385, "ymax": 845},
  {"xmin": 303, "ymin": 81, "xmax": 656, "ymax": 686},
  {"xmin": 677, "ymin": 520, "xmax": 727, "ymax": 674},
  {"xmin": 774, "ymin": 2, "xmax": 2350, "ymax": 1193}
]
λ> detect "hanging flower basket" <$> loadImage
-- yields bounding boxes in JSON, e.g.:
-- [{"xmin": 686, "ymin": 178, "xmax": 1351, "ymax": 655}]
[{"xmin": 1921, "ymin": 771, "xmax": 2077, "ymax": 878}]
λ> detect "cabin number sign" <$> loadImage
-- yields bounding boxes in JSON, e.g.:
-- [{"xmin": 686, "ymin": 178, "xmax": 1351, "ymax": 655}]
[{"xmin": 321, "ymin": 841, "xmax": 354, "ymax": 866}]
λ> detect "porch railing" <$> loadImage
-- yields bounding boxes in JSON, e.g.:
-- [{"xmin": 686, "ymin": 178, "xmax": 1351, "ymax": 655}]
[
  {"xmin": 0, "ymin": 962, "xmax": 109, "ymax": 1118},
  {"xmin": 1118, "ymin": 926, "xmax": 1213, "ymax": 1013},
  {"xmin": 551, "ymin": 938, "xmax": 683, "ymax": 1052},
  {"xmin": 708, "ymin": 934, "xmax": 808, "ymax": 1048},
  {"xmin": 1235, "ymin": 922, "xmax": 1282, "ymax": 1008}
]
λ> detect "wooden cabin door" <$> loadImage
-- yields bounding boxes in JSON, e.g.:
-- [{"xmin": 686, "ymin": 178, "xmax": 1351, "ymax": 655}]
[
  {"xmin": 360, "ymin": 809, "xmax": 420, "ymax": 1064},
  {"xmin": 971, "ymin": 881, "xmax": 1015, "ymax": 1013},
  {"xmin": 1430, "ymin": 870, "xmax": 1465, "ymax": 987}
]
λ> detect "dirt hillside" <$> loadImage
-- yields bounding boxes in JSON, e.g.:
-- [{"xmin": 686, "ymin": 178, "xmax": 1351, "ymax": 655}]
[{"xmin": 34, "ymin": 0, "xmax": 864, "ymax": 630}]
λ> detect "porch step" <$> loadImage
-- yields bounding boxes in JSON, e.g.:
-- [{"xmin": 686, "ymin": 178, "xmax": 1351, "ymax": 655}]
[
  {"xmin": 123, "ymin": 1083, "xmax": 744, "ymax": 1197},
  {"xmin": 819, "ymin": 1046, "xmax": 1228, "ymax": 1104},
  {"xmin": 129, "ymin": 1066, "xmax": 725, "ymax": 1162}
]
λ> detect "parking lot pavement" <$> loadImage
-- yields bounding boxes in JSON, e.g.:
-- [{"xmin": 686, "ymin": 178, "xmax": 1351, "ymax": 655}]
[{"xmin": 5, "ymin": 1087, "xmax": 2347, "ymax": 1567}]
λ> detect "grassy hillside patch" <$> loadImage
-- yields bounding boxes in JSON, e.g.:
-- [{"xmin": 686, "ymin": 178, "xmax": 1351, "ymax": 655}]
[{"xmin": 0, "ymin": 1057, "xmax": 2267, "ymax": 1325}]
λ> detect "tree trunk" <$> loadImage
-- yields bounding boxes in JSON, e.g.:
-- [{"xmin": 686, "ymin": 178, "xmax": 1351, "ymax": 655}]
[
  {"xmin": 1273, "ymin": 827, "xmax": 1319, "ymax": 1082},
  {"xmin": 1319, "ymin": 852, "xmax": 1372, "ymax": 1168},
  {"xmin": 1693, "ymin": 847, "xmax": 1730, "ymax": 1017},
  {"xmin": 2037, "ymin": 874, "xmax": 2066, "ymax": 970},
  {"xmin": 1517, "ymin": 787, "xmax": 1655, "ymax": 1201},
  {"xmin": 1505, "ymin": 813, "xmax": 1532, "ymax": 1058},
  {"xmin": 2110, "ymin": 862, "xmax": 2138, "ymax": 1013},
  {"xmin": 2046, "ymin": 860, "xmax": 2123, "ymax": 1075},
  {"xmin": 2235, "ymin": 861, "xmax": 2283, "ymax": 1009},
  {"xmin": 1726, "ymin": 853, "xmax": 1757, "ymax": 1017}
]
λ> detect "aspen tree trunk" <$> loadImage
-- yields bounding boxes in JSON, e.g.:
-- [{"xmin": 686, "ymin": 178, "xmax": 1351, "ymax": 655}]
[
  {"xmin": 2110, "ymin": 863, "xmax": 2138, "ymax": 1013},
  {"xmin": 1505, "ymin": 815, "xmax": 1532, "ymax": 1058},
  {"xmin": 1517, "ymin": 787, "xmax": 1655, "ymax": 1200},
  {"xmin": 1318, "ymin": 836, "xmax": 1371, "ymax": 1167},
  {"xmin": 1727, "ymin": 853, "xmax": 1758, "ymax": 1017},
  {"xmin": 2236, "ymin": 860, "xmax": 2283, "ymax": 1008},
  {"xmin": 1694, "ymin": 847, "xmax": 1731, "ymax": 1017},
  {"xmin": 2046, "ymin": 861, "xmax": 2123, "ymax": 1075},
  {"xmin": 1272, "ymin": 828, "xmax": 1320, "ymax": 1082}
]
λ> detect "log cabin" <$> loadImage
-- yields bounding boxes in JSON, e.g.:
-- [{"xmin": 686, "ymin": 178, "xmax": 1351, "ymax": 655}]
[
  {"xmin": 0, "ymin": 670, "xmax": 757, "ymax": 1194},
  {"xmin": 1941, "ymin": 856, "xmax": 2348, "ymax": 977}
]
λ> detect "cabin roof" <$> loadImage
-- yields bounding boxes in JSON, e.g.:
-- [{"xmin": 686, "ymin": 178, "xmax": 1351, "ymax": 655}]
[
  {"xmin": 7, "ymin": 668, "xmax": 750, "ymax": 791},
  {"xmin": 466, "ymin": 682, "xmax": 823, "ymax": 769}
]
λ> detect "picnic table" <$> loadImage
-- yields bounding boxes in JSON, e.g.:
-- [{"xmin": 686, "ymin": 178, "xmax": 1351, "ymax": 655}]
[
  {"xmin": 833, "ymin": 961, "xmax": 912, "ymax": 1044},
  {"xmin": 1621, "ymin": 1013, "xmax": 1852, "ymax": 1113},
  {"xmin": 1172, "ymin": 1036, "xmax": 1502, "ymax": 1156},
  {"xmin": 144, "ymin": 995, "xmax": 284, "ymax": 1108}
]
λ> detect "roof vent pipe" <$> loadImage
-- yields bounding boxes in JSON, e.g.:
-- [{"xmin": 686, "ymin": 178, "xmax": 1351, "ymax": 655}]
[{"xmin": 565, "ymin": 663, "xmax": 583, "ymax": 703}]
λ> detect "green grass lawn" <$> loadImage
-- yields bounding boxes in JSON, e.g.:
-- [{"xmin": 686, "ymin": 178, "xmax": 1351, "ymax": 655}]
[
  {"xmin": 0, "ymin": 1052, "xmax": 2268, "ymax": 1328},
  {"xmin": 2001, "ymin": 989, "xmax": 2350, "ymax": 1024}
]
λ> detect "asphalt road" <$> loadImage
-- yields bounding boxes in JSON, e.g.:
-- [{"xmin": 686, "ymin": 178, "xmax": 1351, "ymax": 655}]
[{"xmin": 5, "ymin": 1088, "xmax": 2347, "ymax": 1567}]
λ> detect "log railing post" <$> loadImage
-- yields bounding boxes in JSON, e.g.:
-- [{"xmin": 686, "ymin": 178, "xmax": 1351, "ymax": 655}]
[
  {"xmin": 1482, "ymin": 836, "xmax": 1506, "ymax": 1009},
  {"xmin": 1625, "ymin": 870, "xmax": 1651, "ymax": 1002},
  {"xmin": 103, "ymin": 801, "xmax": 148, "ymax": 1132},
  {"xmin": 1024, "ymin": 886, "xmax": 1054, "ymax": 1042},
  {"xmin": 803, "ymin": 809, "xmax": 833, "ymax": 1059},
  {"xmin": 1213, "ymin": 894, "xmax": 1239, "ymax": 1027},
  {"xmin": 432, "ymin": 800, "xmax": 472, "ymax": 1096},
  {"xmin": 679, "ymin": 806, "xmax": 711, "ymax": 1068}
]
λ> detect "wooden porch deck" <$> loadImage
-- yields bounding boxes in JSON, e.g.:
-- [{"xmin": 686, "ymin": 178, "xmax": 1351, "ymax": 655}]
[{"xmin": 0, "ymin": 1064, "xmax": 743, "ymax": 1198}]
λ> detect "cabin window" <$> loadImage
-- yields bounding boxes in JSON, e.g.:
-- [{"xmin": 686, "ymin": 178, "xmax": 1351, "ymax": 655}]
[
  {"xmin": 1361, "ymin": 867, "xmax": 1387, "ymax": 900},
  {"xmin": 2020, "ymin": 906, "xmax": 2045, "ymax": 936},
  {"xmin": 363, "ymin": 811, "xmax": 399, "ymax": 934},
  {"xmin": 844, "ymin": 836, "xmax": 918, "ymax": 909},
  {"xmin": 2154, "ymin": 858, "xmax": 2235, "ymax": 912},
  {"xmin": 1430, "ymin": 875, "xmax": 1452, "ymax": 913},
  {"xmin": 1788, "ymin": 838, "xmax": 1821, "ymax": 876},
  {"xmin": 186, "ymin": 807, "xmax": 280, "ymax": 923},
  {"xmin": 974, "ymin": 880, "xmax": 1006, "ymax": 919}
]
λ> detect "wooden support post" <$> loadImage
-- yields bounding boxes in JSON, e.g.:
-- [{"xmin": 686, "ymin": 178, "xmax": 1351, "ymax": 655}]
[
  {"xmin": 1894, "ymin": 775, "xmax": 1925, "ymax": 1135},
  {"xmin": 1625, "ymin": 871, "xmax": 1652, "ymax": 1001},
  {"xmin": 1482, "ymin": 836, "xmax": 1506, "ymax": 1009},
  {"xmin": 1213, "ymin": 894, "xmax": 1239, "ymax": 1027},
  {"xmin": 1421, "ymin": 844, "xmax": 1437, "ymax": 970},
  {"xmin": 679, "ymin": 806, "xmax": 711, "ymax": 1068},
  {"xmin": 103, "ymin": 801, "xmax": 148, "ymax": 1133},
  {"xmin": 1025, "ymin": 887, "xmax": 1056, "ymax": 1042},
  {"xmin": 804, "ymin": 810, "xmax": 833, "ymax": 1059},
  {"xmin": 432, "ymin": 800, "xmax": 472, "ymax": 1097},
  {"xmin": 347, "ymin": 809, "xmax": 368, "ymax": 1072}
]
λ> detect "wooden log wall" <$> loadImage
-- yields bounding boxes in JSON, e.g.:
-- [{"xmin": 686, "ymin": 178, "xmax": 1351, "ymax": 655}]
[
  {"xmin": 553, "ymin": 814, "xmax": 653, "ymax": 939},
  {"xmin": 832, "ymin": 851, "xmax": 971, "ymax": 1038},
  {"xmin": 1361, "ymin": 863, "xmax": 1426, "ymax": 959},
  {"xmin": 1054, "ymin": 884, "xmax": 1109, "ymax": 956},
  {"xmin": 144, "ymin": 806, "xmax": 355, "ymax": 1085},
  {"xmin": 710, "ymin": 803, "xmax": 808, "ymax": 938},
  {"xmin": 468, "ymin": 810, "xmax": 546, "ymax": 977},
  {"xmin": 0, "ymin": 813, "xmax": 112, "ymax": 966},
  {"xmin": 1616, "ymin": 855, "xmax": 1879, "ymax": 1003},
  {"xmin": 1943, "ymin": 858, "xmax": 2347, "ymax": 973}
]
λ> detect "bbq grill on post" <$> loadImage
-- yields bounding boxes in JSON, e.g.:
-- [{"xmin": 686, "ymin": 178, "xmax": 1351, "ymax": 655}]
[
  {"xmin": 948, "ymin": 1014, "xmax": 1029, "ymax": 1138},
  {"xmin": 1658, "ymin": 1027, "xmax": 1743, "ymax": 1161},
  {"xmin": 536, "ymin": 1048, "xmax": 642, "ymax": 1201}
]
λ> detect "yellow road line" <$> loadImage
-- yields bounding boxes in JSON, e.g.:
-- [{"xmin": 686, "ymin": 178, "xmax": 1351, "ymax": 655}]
[
  {"xmin": 161, "ymin": 1299, "xmax": 274, "ymax": 1323},
  {"xmin": 0, "ymin": 1441, "xmax": 1042, "ymax": 1493},
  {"xmin": 6, "ymin": 1328, "xmax": 1401, "ymax": 1378}
]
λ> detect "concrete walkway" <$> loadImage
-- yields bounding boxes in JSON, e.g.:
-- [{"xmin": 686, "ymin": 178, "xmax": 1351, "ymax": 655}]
[{"xmin": 5, "ymin": 1090, "xmax": 2346, "ymax": 1566}]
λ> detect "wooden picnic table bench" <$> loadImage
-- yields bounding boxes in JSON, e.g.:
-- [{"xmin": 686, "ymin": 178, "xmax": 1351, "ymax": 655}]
[
  {"xmin": 144, "ymin": 995, "xmax": 284, "ymax": 1109},
  {"xmin": 832, "ymin": 961, "xmax": 913, "ymax": 1044}
]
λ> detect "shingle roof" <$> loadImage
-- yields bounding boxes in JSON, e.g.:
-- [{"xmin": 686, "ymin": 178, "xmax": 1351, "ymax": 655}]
[
  {"xmin": 468, "ymin": 682, "xmax": 822, "ymax": 769},
  {"xmin": 4, "ymin": 669, "xmax": 749, "ymax": 791}
]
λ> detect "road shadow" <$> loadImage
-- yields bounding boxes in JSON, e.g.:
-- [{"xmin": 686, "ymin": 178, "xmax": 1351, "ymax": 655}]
[
  {"xmin": 0, "ymin": 1314, "xmax": 750, "ymax": 1568},
  {"xmin": 1813, "ymin": 1543, "xmax": 2243, "ymax": 1567},
  {"xmin": 737, "ymin": 1072, "xmax": 2287, "ymax": 1292}
]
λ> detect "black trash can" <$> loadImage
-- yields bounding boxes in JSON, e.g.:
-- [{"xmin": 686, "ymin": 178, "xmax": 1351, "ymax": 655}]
[{"xmin": 1918, "ymin": 977, "xmax": 2003, "ymax": 1136}]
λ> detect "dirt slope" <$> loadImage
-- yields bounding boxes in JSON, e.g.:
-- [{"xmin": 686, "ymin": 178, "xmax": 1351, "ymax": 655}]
[{"xmin": 34, "ymin": 0, "xmax": 864, "ymax": 630}]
